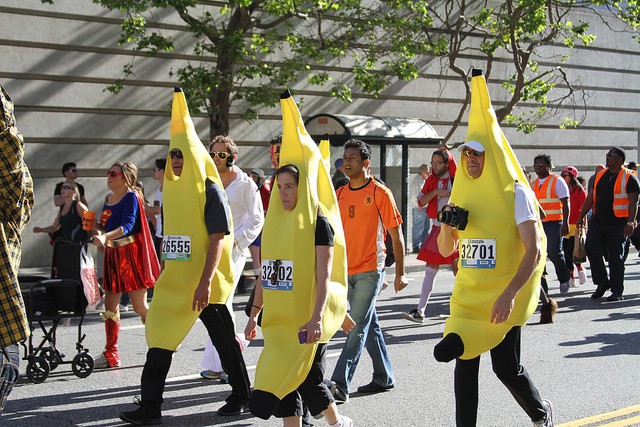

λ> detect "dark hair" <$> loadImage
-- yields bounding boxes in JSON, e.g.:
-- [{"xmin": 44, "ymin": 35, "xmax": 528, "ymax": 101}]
[
  {"xmin": 432, "ymin": 148, "xmax": 449, "ymax": 165},
  {"xmin": 155, "ymin": 158, "xmax": 167, "ymax": 170},
  {"xmin": 62, "ymin": 162, "xmax": 76, "ymax": 175},
  {"xmin": 275, "ymin": 164, "xmax": 300, "ymax": 184},
  {"xmin": 344, "ymin": 138, "xmax": 371, "ymax": 161},
  {"xmin": 210, "ymin": 135, "xmax": 238, "ymax": 156},
  {"xmin": 533, "ymin": 154, "xmax": 552, "ymax": 167},
  {"xmin": 609, "ymin": 146, "xmax": 626, "ymax": 162},
  {"xmin": 270, "ymin": 135, "xmax": 282, "ymax": 146}
]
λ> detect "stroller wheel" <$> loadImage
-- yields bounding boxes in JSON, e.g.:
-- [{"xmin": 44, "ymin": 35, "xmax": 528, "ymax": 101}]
[
  {"xmin": 42, "ymin": 348, "xmax": 60, "ymax": 370},
  {"xmin": 26, "ymin": 357, "xmax": 50, "ymax": 383},
  {"xmin": 72, "ymin": 353, "xmax": 94, "ymax": 378}
]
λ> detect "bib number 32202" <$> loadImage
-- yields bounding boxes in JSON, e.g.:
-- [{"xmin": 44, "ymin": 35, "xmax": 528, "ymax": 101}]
[
  {"xmin": 161, "ymin": 235, "xmax": 191, "ymax": 261},
  {"xmin": 460, "ymin": 238, "xmax": 496, "ymax": 269},
  {"xmin": 262, "ymin": 260, "xmax": 293, "ymax": 291}
]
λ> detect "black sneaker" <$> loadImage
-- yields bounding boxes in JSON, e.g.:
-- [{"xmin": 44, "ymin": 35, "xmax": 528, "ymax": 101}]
[
  {"xmin": 591, "ymin": 284, "xmax": 609, "ymax": 299},
  {"xmin": 328, "ymin": 380, "xmax": 348, "ymax": 403},
  {"xmin": 401, "ymin": 309, "xmax": 425, "ymax": 324},
  {"xmin": 356, "ymin": 381, "xmax": 394, "ymax": 394},
  {"xmin": 217, "ymin": 398, "xmax": 249, "ymax": 416},
  {"xmin": 119, "ymin": 407, "xmax": 162, "ymax": 426}
]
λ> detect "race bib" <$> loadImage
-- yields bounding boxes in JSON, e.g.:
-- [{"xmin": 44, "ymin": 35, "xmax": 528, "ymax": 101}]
[
  {"xmin": 262, "ymin": 259, "xmax": 294, "ymax": 291},
  {"xmin": 161, "ymin": 235, "xmax": 191, "ymax": 261},
  {"xmin": 460, "ymin": 238, "xmax": 496, "ymax": 269}
]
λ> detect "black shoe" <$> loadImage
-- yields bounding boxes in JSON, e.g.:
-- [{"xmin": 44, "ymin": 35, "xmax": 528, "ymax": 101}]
[
  {"xmin": 119, "ymin": 407, "xmax": 162, "ymax": 426},
  {"xmin": 591, "ymin": 285, "xmax": 609, "ymax": 299},
  {"xmin": 606, "ymin": 294, "xmax": 624, "ymax": 302},
  {"xmin": 356, "ymin": 381, "xmax": 394, "ymax": 394},
  {"xmin": 327, "ymin": 380, "xmax": 348, "ymax": 403},
  {"xmin": 217, "ymin": 399, "xmax": 249, "ymax": 416}
]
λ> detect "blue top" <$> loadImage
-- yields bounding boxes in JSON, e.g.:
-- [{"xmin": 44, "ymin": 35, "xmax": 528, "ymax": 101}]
[{"xmin": 100, "ymin": 191, "xmax": 141, "ymax": 237}]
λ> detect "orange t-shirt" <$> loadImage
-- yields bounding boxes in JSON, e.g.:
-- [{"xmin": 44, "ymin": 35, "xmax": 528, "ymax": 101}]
[{"xmin": 337, "ymin": 178, "xmax": 403, "ymax": 275}]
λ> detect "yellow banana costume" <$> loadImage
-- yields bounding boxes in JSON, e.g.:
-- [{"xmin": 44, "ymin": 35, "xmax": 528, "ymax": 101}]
[
  {"xmin": 146, "ymin": 88, "xmax": 235, "ymax": 351},
  {"xmin": 442, "ymin": 70, "xmax": 546, "ymax": 360},
  {"xmin": 254, "ymin": 91, "xmax": 347, "ymax": 400}
]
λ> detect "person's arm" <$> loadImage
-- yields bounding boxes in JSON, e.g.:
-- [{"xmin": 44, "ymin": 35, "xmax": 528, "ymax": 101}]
[
  {"xmin": 560, "ymin": 196, "xmax": 570, "ymax": 236},
  {"xmin": 234, "ymin": 181, "xmax": 265, "ymax": 251},
  {"xmin": 418, "ymin": 187, "xmax": 450, "ymax": 207},
  {"xmin": 80, "ymin": 194, "xmax": 89, "ymax": 208},
  {"xmin": 298, "ymin": 245, "xmax": 333, "ymax": 344},
  {"xmin": 625, "ymin": 192, "xmax": 639, "ymax": 237},
  {"xmin": 92, "ymin": 194, "xmax": 137, "ymax": 247},
  {"xmin": 490, "ymin": 220, "xmax": 541, "ymax": 324},
  {"xmin": 33, "ymin": 211, "xmax": 61, "ymax": 234},
  {"xmin": 192, "ymin": 232, "xmax": 225, "ymax": 311},
  {"xmin": 576, "ymin": 190, "xmax": 595, "ymax": 228},
  {"xmin": 388, "ymin": 225, "xmax": 409, "ymax": 292},
  {"xmin": 244, "ymin": 280, "xmax": 264, "ymax": 341},
  {"xmin": 437, "ymin": 220, "xmax": 459, "ymax": 257}
]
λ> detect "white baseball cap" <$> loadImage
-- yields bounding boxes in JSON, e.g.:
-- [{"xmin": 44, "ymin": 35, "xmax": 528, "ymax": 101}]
[{"xmin": 457, "ymin": 140, "xmax": 485, "ymax": 153}]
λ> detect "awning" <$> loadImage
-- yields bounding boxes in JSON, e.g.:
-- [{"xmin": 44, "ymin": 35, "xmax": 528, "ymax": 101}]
[{"xmin": 305, "ymin": 114, "xmax": 443, "ymax": 146}]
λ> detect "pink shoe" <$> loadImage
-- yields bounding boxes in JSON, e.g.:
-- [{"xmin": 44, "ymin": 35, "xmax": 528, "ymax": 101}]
[{"xmin": 578, "ymin": 268, "xmax": 587, "ymax": 285}]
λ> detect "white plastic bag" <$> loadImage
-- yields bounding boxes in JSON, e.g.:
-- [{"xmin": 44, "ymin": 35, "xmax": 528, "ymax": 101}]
[{"xmin": 80, "ymin": 245, "xmax": 101, "ymax": 307}]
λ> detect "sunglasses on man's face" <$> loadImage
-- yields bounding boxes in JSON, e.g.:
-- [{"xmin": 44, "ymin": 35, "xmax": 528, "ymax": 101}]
[
  {"xmin": 169, "ymin": 150, "xmax": 183, "ymax": 160},
  {"xmin": 107, "ymin": 170, "xmax": 124, "ymax": 178},
  {"xmin": 462, "ymin": 148, "xmax": 485, "ymax": 158},
  {"xmin": 68, "ymin": 169, "xmax": 77, "ymax": 173},
  {"xmin": 210, "ymin": 151, "xmax": 231, "ymax": 160}
]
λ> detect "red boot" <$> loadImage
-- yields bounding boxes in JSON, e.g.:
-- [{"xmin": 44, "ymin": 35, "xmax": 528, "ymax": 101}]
[{"xmin": 95, "ymin": 310, "xmax": 121, "ymax": 368}]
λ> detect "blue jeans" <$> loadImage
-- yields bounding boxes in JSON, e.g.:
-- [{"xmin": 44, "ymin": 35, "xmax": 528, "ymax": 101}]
[
  {"xmin": 585, "ymin": 218, "xmax": 628, "ymax": 296},
  {"xmin": 331, "ymin": 269, "xmax": 394, "ymax": 395},
  {"xmin": 412, "ymin": 208, "xmax": 430, "ymax": 250},
  {"xmin": 542, "ymin": 221, "xmax": 571, "ymax": 284}
]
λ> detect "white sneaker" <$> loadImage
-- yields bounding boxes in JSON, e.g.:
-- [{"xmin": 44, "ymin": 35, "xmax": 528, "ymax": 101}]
[
  {"xmin": 578, "ymin": 269, "xmax": 587, "ymax": 285},
  {"xmin": 338, "ymin": 415, "xmax": 353, "ymax": 427},
  {"xmin": 533, "ymin": 399, "xmax": 554, "ymax": 426},
  {"xmin": 569, "ymin": 278, "xmax": 576, "ymax": 288},
  {"xmin": 119, "ymin": 304, "xmax": 129, "ymax": 312}
]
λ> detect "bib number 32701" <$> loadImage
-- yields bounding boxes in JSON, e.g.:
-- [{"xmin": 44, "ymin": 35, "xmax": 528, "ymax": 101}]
[
  {"xmin": 262, "ymin": 260, "xmax": 293, "ymax": 291},
  {"xmin": 161, "ymin": 235, "xmax": 191, "ymax": 261},
  {"xmin": 460, "ymin": 238, "xmax": 496, "ymax": 269}
]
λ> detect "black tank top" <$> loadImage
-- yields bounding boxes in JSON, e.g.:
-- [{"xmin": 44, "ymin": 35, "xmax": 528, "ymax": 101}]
[{"xmin": 58, "ymin": 200, "xmax": 88, "ymax": 242}]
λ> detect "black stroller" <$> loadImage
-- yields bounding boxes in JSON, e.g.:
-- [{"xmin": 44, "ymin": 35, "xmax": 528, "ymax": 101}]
[{"xmin": 19, "ymin": 240, "xmax": 95, "ymax": 383}]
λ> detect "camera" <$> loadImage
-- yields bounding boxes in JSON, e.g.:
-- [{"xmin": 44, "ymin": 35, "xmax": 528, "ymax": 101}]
[{"xmin": 438, "ymin": 205, "xmax": 469, "ymax": 230}]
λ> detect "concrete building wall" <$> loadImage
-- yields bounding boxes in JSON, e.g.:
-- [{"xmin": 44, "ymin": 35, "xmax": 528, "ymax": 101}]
[{"xmin": 1, "ymin": 0, "xmax": 639, "ymax": 265}]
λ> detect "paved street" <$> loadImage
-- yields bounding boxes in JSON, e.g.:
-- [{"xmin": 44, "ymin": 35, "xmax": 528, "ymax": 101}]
[{"xmin": 5, "ymin": 252, "xmax": 640, "ymax": 426}]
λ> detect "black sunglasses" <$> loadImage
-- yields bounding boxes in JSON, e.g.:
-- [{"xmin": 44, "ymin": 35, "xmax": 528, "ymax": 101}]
[
  {"xmin": 169, "ymin": 149, "xmax": 183, "ymax": 159},
  {"xmin": 61, "ymin": 185, "xmax": 74, "ymax": 190},
  {"xmin": 462, "ymin": 148, "xmax": 485, "ymax": 158},
  {"xmin": 210, "ymin": 151, "xmax": 230, "ymax": 160}
]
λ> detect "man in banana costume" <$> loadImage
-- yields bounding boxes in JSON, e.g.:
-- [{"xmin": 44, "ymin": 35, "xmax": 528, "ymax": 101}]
[
  {"xmin": 433, "ymin": 70, "xmax": 554, "ymax": 427},
  {"xmin": 245, "ymin": 91, "xmax": 350, "ymax": 426},
  {"xmin": 119, "ymin": 88, "xmax": 251, "ymax": 425}
]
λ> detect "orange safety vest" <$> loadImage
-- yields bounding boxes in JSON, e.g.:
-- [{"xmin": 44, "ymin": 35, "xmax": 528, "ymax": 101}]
[
  {"xmin": 532, "ymin": 174, "xmax": 563, "ymax": 222},
  {"xmin": 593, "ymin": 167, "xmax": 634, "ymax": 218}
]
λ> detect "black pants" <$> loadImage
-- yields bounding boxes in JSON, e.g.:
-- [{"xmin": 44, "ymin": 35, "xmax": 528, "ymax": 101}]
[
  {"xmin": 141, "ymin": 304, "xmax": 251, "ymax": 410},
  {"xmin": 454, "ymin": 327, "xmax": 545, "ymax": 427},
  {"xmin": 585, "ymin": 219, "xmax": 628, "ymax": 296}
]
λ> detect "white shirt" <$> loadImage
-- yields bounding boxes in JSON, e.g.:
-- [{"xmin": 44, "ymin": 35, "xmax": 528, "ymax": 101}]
[
  {"xmin": 224, "ymin": 166, "xmax": 265, "ymax": 252},
  {"xmin": 532, "ymin": 175, "xmax": 569, "ymax": 199},
  {"xmin": 154, "ymin": 186, "xmax": 163, "ymax": 238},
  {"xmin": 514, "ymin": 182, "xmax": 538, "ymax": 225}
]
